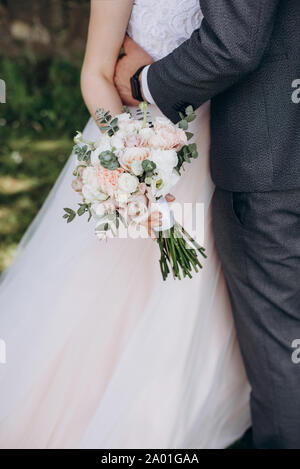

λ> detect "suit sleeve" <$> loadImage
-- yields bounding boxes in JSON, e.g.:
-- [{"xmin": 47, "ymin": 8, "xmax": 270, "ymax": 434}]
[{"xmin": 147, "ymin": 0, "xmax": 280, "ymax": 122}]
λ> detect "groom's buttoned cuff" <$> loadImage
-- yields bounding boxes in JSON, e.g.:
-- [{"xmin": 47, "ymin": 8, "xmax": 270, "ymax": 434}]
[{"xmin": 141, "ymin": 65, "xmax": 155, "ymax": 105}]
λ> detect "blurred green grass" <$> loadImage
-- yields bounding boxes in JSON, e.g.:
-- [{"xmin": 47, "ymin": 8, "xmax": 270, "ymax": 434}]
[{"xmin": 0, "ymin": 56, "xmax": 89, "ymax": 272}]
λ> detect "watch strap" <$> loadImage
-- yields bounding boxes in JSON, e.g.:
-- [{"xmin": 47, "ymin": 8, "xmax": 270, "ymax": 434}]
[{"xmin": 130, "ymin": 65, "xmax": 147, "ymax": 102}]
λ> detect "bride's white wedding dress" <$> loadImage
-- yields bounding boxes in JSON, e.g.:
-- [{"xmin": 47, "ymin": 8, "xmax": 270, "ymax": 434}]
[{"xmin": 0, "ymin": 0, "xmax": 250, "ymax": 449}]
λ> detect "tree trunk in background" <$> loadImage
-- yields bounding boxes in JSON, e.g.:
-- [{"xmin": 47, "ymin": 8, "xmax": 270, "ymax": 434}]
[{"xmin": 50, "ymin": 0, "xmax": 65, "ymax": 33}]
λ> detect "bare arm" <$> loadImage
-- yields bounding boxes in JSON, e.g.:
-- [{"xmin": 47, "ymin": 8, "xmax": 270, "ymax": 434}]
[{"xmin": 81, "ymin": 0, "xmax": 134, "ymax": 121}]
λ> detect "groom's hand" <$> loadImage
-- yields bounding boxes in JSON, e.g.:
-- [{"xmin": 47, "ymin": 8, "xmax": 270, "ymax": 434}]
[{"xmin": 114, "ymin": 35, "xmax": 154, "ymax": 106}]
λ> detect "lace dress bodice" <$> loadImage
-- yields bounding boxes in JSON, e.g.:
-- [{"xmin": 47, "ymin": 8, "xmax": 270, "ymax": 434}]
[{"xmin": 127, "ymin": 0, "xmax": 203, "ymax": 61}]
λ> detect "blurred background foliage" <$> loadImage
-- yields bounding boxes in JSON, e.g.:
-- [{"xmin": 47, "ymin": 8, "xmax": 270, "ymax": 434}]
[{"xmin": 0, "ymin": 0, "xmax": 90, "ymax": 271}]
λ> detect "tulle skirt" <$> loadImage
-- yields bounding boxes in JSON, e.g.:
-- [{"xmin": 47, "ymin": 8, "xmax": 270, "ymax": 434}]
[{"xmin": 0, "ymin": 103, "xmax": 250, "ymax": 449}]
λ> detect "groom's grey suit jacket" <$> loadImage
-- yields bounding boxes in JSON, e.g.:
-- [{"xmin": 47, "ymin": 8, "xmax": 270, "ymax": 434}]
[{"xmin": 147, "ymin": 0, "xmax": 300, "ymax": 192}]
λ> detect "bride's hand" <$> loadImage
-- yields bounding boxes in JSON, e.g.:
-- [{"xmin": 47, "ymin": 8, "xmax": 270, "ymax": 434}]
[
  {"xmin": 141, "ymin": 211, "xmax": 162, "ymax": 240},
  {"xmin": 114, "ymin": 35, "xmax": 154, "ymax": 106},
  {"xmin": 141, "ymin": 194, "xmax": 176, "ymax": 240}
]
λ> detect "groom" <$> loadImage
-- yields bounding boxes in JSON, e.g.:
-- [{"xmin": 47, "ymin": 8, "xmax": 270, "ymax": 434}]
[{"xmin": 115, "ymin": 0, "xmax": 300, "ymax": 449}]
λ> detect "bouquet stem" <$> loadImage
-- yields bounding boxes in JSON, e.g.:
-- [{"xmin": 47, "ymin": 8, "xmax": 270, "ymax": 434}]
[{"xmin": 157, "ymin": 222, "xmax": 207, "ymax": 281}]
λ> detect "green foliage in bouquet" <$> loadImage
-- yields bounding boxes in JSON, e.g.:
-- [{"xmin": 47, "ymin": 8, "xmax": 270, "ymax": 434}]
[
  {"xmin": 99, "ymin": 151, "xmax": 120, "ymax": 171},
  {"xmin": 96, "ymin": 109, "xmax": 119, "ymax": 136},
  {"xmin": 74, "ymin": 144, "xmax": 92, "ymax": 164},
  {"xmin": 176, "ymin": 106, "xmax": 198, "ymax": 174}
]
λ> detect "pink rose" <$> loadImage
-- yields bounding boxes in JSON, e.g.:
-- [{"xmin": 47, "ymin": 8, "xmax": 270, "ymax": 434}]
[
  {"xmin": 125, "ymin": 133, "xmax": 145, "ymax": 148},
  {"xmin": 150, "ymin": 125, "xmax": 188, "ymax": 151},
  {"xmin": 96, "ymin": 165, "xmax": 124, "ymax": 197},
  {"xmin": 119, "ymin": 147, "xmax": 150, "ymax": 172}
]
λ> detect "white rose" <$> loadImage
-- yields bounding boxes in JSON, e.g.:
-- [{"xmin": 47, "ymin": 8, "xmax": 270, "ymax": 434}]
[
  {"xmin": 91, "ymin": 202, "xmax": 106, "ymax": 219},
  {"xmin": 117, "ymin": 114, "xmax": 143, "ymax": 133},
  {"xmin": 118, "ymin": 173, "xmax": 139, "ymax": 194},
  {"xmin": 154, "ymin": 116, "xmax": 172, "ymax": 127},
  {"xmin": 82, "ymin": 185, "xmax": 108, "ymax": 204},
  {"xmin": 110, "ymin": 133, "xmax": 125, "ymax": 152},
  {"xmin": 91, "ymin": 135, "xmax": 111, "ymax": 165},
  {"xmin": 149, "ymin": 149, "xmax": 178, "ymax": 173},
  {"xmin": 115, "ymin": 188, "xmax": 131, "ymax": 204},
  {"xmin": 139, "ymin": 127, "xmax": 155, "ymax": 141},
  {"xmin": 82, "ymin": 166, "xmax": 97, "ymax": 186},
  {"xmin": 131, "ymin": 159, "xmax": 144, "ymax": 176},
  {"xmin": 115, "ymin": 112, "xmax": 131, "ymax": 122}
]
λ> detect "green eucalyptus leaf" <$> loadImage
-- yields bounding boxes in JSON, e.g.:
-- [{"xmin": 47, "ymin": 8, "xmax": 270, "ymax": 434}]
[
  {"xmin": 185, "ymin": 105, "xmax": 194, "ymax": 115},
  {"xmin": 185, "ymin": 132, "xmax": 194, "ymax": 141},
  {"xmin": 67, "ymin": 213, "xmax": 76, "ymax": 223},
  {"xmin": 110, "ymin": 118, "xmax": 118, "ymax": 127},
  {"xmin": 142, "ymin": 160, "xmax": 156, "ymax": 172},
  {"xmin": 179, "ymin": 120, "xmax": 188, "ymax": 131},
  {"xmin": 77, "ymin": 205, "xmax": 87, "ymax": 216}
]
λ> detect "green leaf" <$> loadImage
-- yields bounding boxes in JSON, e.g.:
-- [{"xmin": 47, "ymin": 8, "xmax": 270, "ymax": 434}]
[
  {"xmin": 142, "ymin": 159, "xmax": 156, "ymax": 172},
  {"xmin": 77, "ymin": 205, "xmax": 87, "ymax": 216},
  {"xmin": 99, "ymin": 150, "xmax": 120, "ymax": 170},
  {"xmin": 185, "ymin": 105, "xmax": 194, "ymax": 115},
  {"xmin": 186, "ymin": 114, "xmax": 196, "ymax": 123},
  {"xmin": 179, "ymin": 120, "xmax": 188, "ymax": 131},
  {"xmin": 185, "ymin": 132, "xmax": 194, "ymax": 141},
  {"xmin": 67, "ymin": 213, "xmax": 76, "ymax": 223},
  {"xmin": 64, "ymin": 208, "xmax": 75, "ymax": 215},
  {"xmin": 87, "ymin": 205, "xmax": 92, "ymax": 222},
  {"xmin": 110, "ymin": 118, "xmax": 119, "ymax": 127}
]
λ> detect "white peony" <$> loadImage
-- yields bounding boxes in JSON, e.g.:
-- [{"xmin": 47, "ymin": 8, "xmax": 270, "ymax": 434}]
[
  {"xmin": 149, "ymin": 149, "xmax": 178, "ymax": 173},
  {"xmin": 118, "ymin": 173, "xmax": 139, "ymax": 194}
]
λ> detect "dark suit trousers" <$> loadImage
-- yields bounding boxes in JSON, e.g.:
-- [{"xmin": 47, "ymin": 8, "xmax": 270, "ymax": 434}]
[{"xmin": 213, "ymin": 188, "xmax": 300, "ymax": 449}]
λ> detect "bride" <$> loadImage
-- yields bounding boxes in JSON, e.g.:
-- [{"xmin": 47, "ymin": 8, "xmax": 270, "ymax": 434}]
[{"xmin": 0, "ymin": 0, "xmax": 250, "ymax": 449}]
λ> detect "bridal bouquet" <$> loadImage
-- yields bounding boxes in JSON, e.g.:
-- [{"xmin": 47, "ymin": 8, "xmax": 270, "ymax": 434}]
[{"xmin": 63, "ymin": 103, "xmax": 206, "ymax": 280}]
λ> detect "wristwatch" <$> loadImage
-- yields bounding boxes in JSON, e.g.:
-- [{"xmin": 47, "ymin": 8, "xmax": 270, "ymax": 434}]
[{"xmin": 130, "ymin": 65, "xmax": 147, "ymax": 102}]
